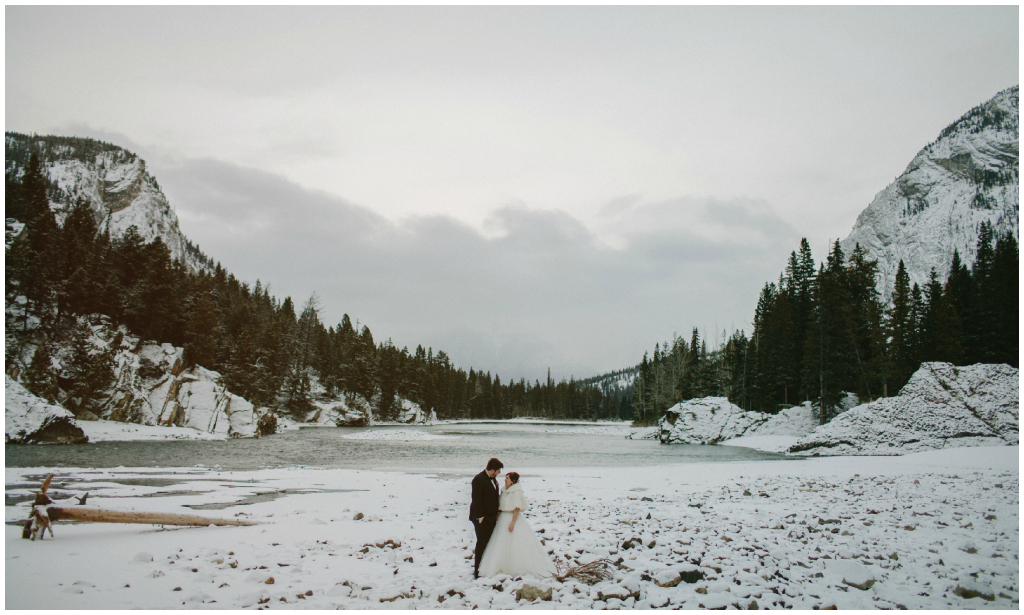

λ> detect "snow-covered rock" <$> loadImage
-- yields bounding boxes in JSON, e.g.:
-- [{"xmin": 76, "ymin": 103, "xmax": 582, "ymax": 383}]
[
  {"xmin": 659, "ymin": 397, "xmax": 775, "ymax": 444},
  {"xmin": 5, "ymin": 375, "xmax": 88, "ymax": 444},
  {"xmin": 719, "ymin": 403, "xmax": 820, "ymax": 452},
  {"xmin": 748, "ymin": 403, "xmax": 819, "ymax": 437},
  {"xmin": 789, "ymin": 362, "xmax": 1019, "ymax": 456},
  {"xmin": 4, "ymin": 133, "xmax": 207, "ymax": 271},
  {"xmin": 308, "ymin": 396, "xmax": 372, "ymax": 427},
  {"xmin": 842, "ymin": 86, "xmax": 1019, "ymax": 302}
]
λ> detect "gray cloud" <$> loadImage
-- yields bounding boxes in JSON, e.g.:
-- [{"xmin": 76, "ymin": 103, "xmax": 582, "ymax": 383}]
[{"xmin": 156, "ymin": 157, "xmax": 798, "ymax": 381}]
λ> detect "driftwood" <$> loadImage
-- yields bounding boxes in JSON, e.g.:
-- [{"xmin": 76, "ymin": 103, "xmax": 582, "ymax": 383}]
[
  {"xmin": 22, "ymin": 473, "xmax": 258, "ymax": 540},
  {"xmin": 554, "ymin": 558, "xmax": 617, "ymax": 585}
]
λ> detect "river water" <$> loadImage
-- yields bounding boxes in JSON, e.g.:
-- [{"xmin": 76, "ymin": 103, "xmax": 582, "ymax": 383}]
[{"xmin": 5, "ymin": 422, "xmax": 792, "ymax": 471}]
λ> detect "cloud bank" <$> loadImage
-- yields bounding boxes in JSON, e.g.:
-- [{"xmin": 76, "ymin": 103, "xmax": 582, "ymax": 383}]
[{"xmin": 158, "ymin": 157, "xmax": 799, "ymax": 381}]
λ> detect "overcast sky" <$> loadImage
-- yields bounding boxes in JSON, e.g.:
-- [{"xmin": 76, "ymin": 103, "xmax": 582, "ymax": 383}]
[{"xmin": 6, "ymin": 6, "xmax": 1018, "ymax": 381}]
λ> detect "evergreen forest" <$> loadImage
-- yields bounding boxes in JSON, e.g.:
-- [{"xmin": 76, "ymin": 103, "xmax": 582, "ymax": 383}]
[{"xmin": 632, "ymin": 232, "xmax": 1018, "ymax": 425}]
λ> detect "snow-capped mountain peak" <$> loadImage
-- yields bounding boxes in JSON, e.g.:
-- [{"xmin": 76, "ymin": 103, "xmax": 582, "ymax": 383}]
[{"xmin": 841, "ymin": 86, "xmax": 1019, "ymax": 301}]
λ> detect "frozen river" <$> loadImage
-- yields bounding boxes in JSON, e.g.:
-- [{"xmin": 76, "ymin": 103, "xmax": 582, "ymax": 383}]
[{"xmin": 4, "ymin": 422, "xmax": 791, "ymax": 471}]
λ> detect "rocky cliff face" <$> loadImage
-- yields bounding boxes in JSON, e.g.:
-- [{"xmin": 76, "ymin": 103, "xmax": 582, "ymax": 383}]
[
  {"xmin": 4, "ymin": 132, "xmax": 208, "ymax": 271},
  {"xmin": 100, "ymin": 328, "xmax": 262, "ymax": 437},
  {"xmin": 841, "ymin": 86, "xmax": 1019, "ymax": 301},
  {"xmin": 789, "ymin": 362, "xmax": 1019, "ymax": 456}
]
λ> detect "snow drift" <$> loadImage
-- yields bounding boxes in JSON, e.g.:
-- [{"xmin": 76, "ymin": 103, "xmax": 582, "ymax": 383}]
[{"xmin": 789, "ymin": 362, "xmax": 1019, "ymax": 456}]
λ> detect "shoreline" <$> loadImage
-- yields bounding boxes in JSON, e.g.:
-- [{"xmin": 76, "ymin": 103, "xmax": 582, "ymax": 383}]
[
  {"xmin": 6, "ymin": 446, "xmax": 1018, "ymax": 609},
  {"xmin": 66, "ymin": 417, "xmax": 650, "ymax": 444}
]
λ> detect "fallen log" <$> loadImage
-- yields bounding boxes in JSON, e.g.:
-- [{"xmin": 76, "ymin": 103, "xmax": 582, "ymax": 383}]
[
  {"xmin": 21, "ymin": 473, "xmax": 258, "ymax": 540},
  {"xmin": 47, "ymin": 507, "xmax": 259, "ymax": 527}
]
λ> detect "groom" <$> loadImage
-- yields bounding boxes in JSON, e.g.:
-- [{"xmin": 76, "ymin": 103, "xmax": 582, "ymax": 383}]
[{"xmin": 469, "ymin": 457, "xmax": 503, "ymax": 579}]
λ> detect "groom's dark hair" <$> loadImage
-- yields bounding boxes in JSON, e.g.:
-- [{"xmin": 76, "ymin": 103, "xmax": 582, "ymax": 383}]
[{"xmin": 486, "ymin": 458, "xmax": 504, "ymax": 471}]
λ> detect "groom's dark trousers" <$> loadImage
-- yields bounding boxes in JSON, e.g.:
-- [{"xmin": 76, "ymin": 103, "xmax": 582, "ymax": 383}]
[{"xmin": 469, "ymin": 470, "xmax": 500, "ymax": 578}]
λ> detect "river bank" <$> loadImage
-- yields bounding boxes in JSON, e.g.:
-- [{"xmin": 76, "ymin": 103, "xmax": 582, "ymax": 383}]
[{"xmin": 6, "ymin": 445, "xmax": 1017, "ymax": 609}]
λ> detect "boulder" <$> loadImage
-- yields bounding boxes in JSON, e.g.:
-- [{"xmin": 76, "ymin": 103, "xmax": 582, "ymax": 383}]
[
  {"xmin": 5, "ymin": 376, "xmax": 88, "ymax": 444},
  {"xmin": 790, "ymin": 363, "xmax": 1019, "ymax": 456}
]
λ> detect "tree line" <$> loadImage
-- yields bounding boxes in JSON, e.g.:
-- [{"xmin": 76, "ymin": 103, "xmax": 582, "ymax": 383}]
[
  {"xmin": 6, "ymin": 154, "xmax": 630, "ymax": 423},
  {"xmin": 632, "ymin": 230, "xmax": 1018, "ymax": 425}
]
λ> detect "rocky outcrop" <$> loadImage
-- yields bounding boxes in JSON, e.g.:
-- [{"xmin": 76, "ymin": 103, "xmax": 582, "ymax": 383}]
[
  {"xmin": 98, "ymin": 328, "xmax": 261, "ymax": 438},
  {"xmin": 5, "ymin": 376, "xmax": 88, "ymax": 444},
  {"xmin": 4, "ymin": 133, "xmax": 207, "ymax": 271},
  {"xmin": 659, "ymin": 397, "xmax": 773, "ymax": 444},
  {"xmin": 789, "ymin": 362, "xmax": 1019, "ymax": 456}
]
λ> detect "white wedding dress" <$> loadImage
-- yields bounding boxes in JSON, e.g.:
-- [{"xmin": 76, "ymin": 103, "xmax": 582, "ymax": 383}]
[{"xmin": 478, "ymin": 482, "xmax": 556, "ymax": 578}]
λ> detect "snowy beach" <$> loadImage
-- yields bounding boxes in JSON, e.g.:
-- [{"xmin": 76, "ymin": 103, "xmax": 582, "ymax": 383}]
[{"xmin": 6, "ymin": 446, "xmax": 1017, "ymax": 610}]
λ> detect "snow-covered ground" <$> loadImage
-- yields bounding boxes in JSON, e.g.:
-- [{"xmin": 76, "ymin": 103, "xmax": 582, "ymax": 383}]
[{"xmin": 6, "ymin": 447, "xmax": 1017, "ymax": 610}]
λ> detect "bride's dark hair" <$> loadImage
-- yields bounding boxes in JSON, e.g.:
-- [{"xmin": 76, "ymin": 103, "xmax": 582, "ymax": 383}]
[{"xmin": 507, "ymin": 472, "xmax": 520, "ymax": 484}]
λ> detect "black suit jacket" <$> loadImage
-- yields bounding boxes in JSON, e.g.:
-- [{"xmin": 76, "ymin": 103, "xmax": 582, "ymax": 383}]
[{"xmin": 469, "ymin": 471, "xmax": 499, "ymax": 521}]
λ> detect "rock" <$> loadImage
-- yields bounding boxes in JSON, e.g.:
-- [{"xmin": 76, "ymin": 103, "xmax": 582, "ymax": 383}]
[
  {"xmin": 659, "ymin": 397, "xmax": 774, "ymax": 444},
  {"xmin": 598, "ymin": 585, "xmax": 639, "ymax": 601},
  {"xmin": 5, "ymin": 376, "xmax": 88, "ymax": 444},
  {"xmin": 516, "ymin": 584, "xmax": 553, "ymax": 601},
  {"xmin": 679, "ymin": 567, "xmax": 706, "ymax": 584},
  {"xmin": 265, "ymin": 577, "xmax": 275, "ymax": 585},
  {"xmin": 954, "ymin": 582, "xmax": 995, "ymax": 601},
  {"xmin": 653, "ymin": 570, "xmax": 682, "ymax": 588},
  {"xmin": 76, "ymin": 410, "xmax": 100, "ymax": 421},
  {"xmin": 825, "ymin": 559, "xmax": 876, "ymax": 591},
  {"xmin": 789, "ymin": 363, "xmax": 1019, "ymax": 456},
  {"xmin": 353, "ymin": 512, "xmax": 364, "ymax": 520}
]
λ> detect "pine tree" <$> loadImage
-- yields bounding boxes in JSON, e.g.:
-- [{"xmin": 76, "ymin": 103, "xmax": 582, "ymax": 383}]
[
  {"xmin": 845, "ymin": 243, "xmax": 886, "ymax": 401},
  {"xmin": 991, "ymin": 232, "xmax": 1019, "ymax": 366},
  {"xmin": 7, "ymin": 154, "xmax": 60, "ymax": 328},
  {"xmin": 966, "ymin": 223, "xmax": 998, "ymax": 362},
  {"xmin": 283, "ymin": 295, "xmax": 321, "ymax": 417},
  {"xmin": 921, "ymin": 269, "xmax": 963, "ymax": 364},
  {"xmin": 63, "ymin": 319, "xmax": 115, "ymax": 418},
  {"xmin": 24, "ymin": 342, "xmax": 59, "ymax": 403},
  {"xmin": 886, "ymin": 260, "xmax": 916, "ymax": 394}
]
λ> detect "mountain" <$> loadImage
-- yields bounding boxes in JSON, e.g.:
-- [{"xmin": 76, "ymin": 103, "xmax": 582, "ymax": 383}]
[
  {"xmin": 4, "ymin": 132, "xmax": 210, "ymax": 271},
  {"xmin": 577, "ymin": 365, "xmax": 637, "ymax": 396},
  {"xmin": 841, "ymin": 86, "xmax": 1019, "ymax": 302}
]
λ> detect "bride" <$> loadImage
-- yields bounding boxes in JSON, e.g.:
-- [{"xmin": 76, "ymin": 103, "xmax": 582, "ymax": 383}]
[{"xmin": 477, "ymin": 472, "xmax": 556, "ymax": 578}]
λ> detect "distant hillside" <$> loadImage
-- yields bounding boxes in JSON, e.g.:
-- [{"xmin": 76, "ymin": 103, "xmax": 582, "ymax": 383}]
[{"xmin": 578, "ymin": 365, "xmax": 637, "ymax": 398}]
